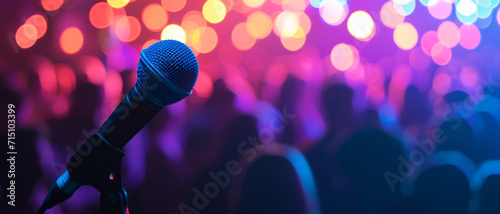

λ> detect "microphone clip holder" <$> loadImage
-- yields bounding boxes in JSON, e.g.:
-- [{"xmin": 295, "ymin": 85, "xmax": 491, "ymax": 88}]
[{"xmin": 59, "ymin": 133, "xmax": 129, "ymax": 214}]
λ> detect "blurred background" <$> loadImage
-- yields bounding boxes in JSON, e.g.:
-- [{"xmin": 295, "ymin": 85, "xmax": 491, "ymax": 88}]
[{"xmin": 2, "ymin": 0, "xmax": 500, "ymax": 213}]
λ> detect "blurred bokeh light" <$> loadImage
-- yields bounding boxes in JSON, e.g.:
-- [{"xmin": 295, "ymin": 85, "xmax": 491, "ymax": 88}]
[{"xmin": 59, "ymin": 27, "xmax": 84, "ymax": 54}]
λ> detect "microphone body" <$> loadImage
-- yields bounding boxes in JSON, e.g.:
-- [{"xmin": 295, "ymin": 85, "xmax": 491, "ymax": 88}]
[
  {"xmin": 97, "ymin": 83, "xmax": 162, "ymax": 149},
  {"xmin": 39, "ymin": 40, "xmax": 199, "ymax": 213}
]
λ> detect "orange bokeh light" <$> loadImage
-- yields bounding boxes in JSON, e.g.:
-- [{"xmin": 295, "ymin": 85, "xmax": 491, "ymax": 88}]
[
  {"xmin": 161, "ymin": 0, "xmax": 186, "ymax": 12},
  {"xmin": 142, "ymin": 4, "xmax": 168, "ymax": 32},
  {"xmin": 232, "ymin": 22, "xmax": 257, "ymax": 51},
  {"xmin": 191, "ymin": 26, "xmax": 218, "ymax": 54},
  {"xmin": 89, "ymin": 2, "xmax": 114, "ymax": 29},
  {"xmin": 182, "ymin": 11, "xmax": 207, "ymax": 29},
  {"xmin": 16, "ymin": 24, "xmax": 37, "ymax": 49},
  {"xmin": 60, "ymin": 27, "xmax": 84, "ymax": 54},
  {"xmin": 246, "ymin": 11, "xmax": 273, "ymax": 39},
  {"xmin": 143, "ymin": 39, "xmax": 159, "ymax": 50},
  {"xmin": 42, "ymin": 0, "xmax": 64, "ymax": 11},
  {"xmin": 26, "ymin": 14, "xmax": 47, "ymax": 39},
  {"xmin": 220, "ymin": 0, "xmax": 234, "ymax": 12},
  {"xmin": 281, "ymin": 30, "xmax": 306, "ymax": 51},
  {"xmin": 298, "ymin": 13, "xmax": 311, "ymax": 35},
  {"xmin": 115, "ymin": 16, "xmax": 141, "ymax": 42}
]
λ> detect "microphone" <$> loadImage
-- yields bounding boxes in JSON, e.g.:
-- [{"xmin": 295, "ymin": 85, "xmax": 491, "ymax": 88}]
[{"xmin": 38, "ymin": 40, "xmax": 199, "ymax": 213}]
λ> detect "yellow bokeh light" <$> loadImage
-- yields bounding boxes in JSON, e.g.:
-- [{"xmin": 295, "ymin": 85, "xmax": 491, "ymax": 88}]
[
  {"xmin": 203, "ymin": 0, "xmax": 227, "ymax": 24},
  {"xmin": 191, "ymin": 26, "xmax": 218, "ymax": 54},
  {"xmin": 161, "ymin": 24, "xmax": 186, "ymax": 43},
  {"xmin": 246, "ymin": 11, "xmax": 273, "ymax": 39},
  {"xmin": 347, "ymin": 10, "xmax": 375, "ymax": 40},
  {"xmin": 232, "ymin": 22, "xmax": 257, "ymax": 51},
  {"xmin": 107, "ymin": 0, "xmax": 130, "ymax": 9},
  {"xmin": 393, "ymin": 22, "xmax": 418, "ymax": 50},
  {"xmin": 182, "ymin": 21, "xmax": 200, "ymax": 47},
  {"xmin": 274, "ymin": 11, "xmax": 299, "ymax": 37},
  {"xmin": 243, "ymin": 0, "xmax": 265, "ymax": 8},
  {"xmin": 281, "ymin": 28, "xmax": 306, "ymax": 51}
]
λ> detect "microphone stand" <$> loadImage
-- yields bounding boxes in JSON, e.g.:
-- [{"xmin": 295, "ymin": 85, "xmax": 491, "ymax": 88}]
[
  {"xmin": 98, "ymin": 165, "xmax": 129, "ymax": 214},
  {"xmin": 77, "ymin": 134, "xmax": 129, "ymax": 214}
]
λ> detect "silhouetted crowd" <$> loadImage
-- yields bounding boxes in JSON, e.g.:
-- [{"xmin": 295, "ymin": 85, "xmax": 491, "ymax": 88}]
[{"xmin": 2, "ymin": 70, "xmax": 500, "ymax": 214}]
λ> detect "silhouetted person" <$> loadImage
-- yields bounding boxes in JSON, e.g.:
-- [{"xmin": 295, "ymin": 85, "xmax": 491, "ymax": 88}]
[
  {"xmin": 183, "ymin": 115, "xmax": 259, "ymax": 213},
  {"xmin": 48, "ymin": 83, "xmax": 102, "ymax": 147},
  {"xmin": 361, "ymin": 108, "xmax": 382, "ymax": 129},
  {"xmin": 306, "ymin": 84, "xmax": 354, "ymax": 214},
  {"xmin": 238, "ymin": 155, "xmax": 307, "ymax": 214},
  {"xmin": 478, "ymin": 174, "xmax": 500, "ymax": 214},
  {"xmin": 138, "ymin": 145, "xmax": 181, "ymax": 214},
  {"xmin": 469, "ymin": 112, "xmax": 500, "ymax": 163},
  {"xmin": 442, "ymin": 90, "xmax": 471, "ymax": 118},
  {"xmin": 444, "ymin": 90, "xmax": 469, "ymax": 104},
  {"xmin": 411, "ymin": 165, "xmax": 471, "ymax": 214},
  {"xmin": 337, "ymin": 128, "xmax": 409, "ymax": 213},
  {"xmin": 186, "ymin": 79, "xmax": 238, "ymax": 168},
  {"xmin": 277, "ymin": 75, "xmax": 305, "ymax": 145},
  {"xmin": 401, "ymin": 85, "xmax": 431, "ymax": 128},
  {"xmin": 184, "ymin": 126, "xmax": 215, "ymax": 174},
  {"xmin": 320, "ymin": 84, "xmax": 354, "ymax": 135},
  {"xmin": 437, "ymin": 117, "xmax": 476, "ymax": 162}
]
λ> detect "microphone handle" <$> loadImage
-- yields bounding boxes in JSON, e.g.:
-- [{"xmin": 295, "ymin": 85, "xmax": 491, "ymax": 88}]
[{"xmin": 98, "ymin": 83, "xmax": 162, "ymax": 148}]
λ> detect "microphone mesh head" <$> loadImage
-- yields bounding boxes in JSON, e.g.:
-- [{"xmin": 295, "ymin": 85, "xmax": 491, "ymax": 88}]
[{"xmin": 137, "ymin": 40, "xmax": 199, "ymax": 106}]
